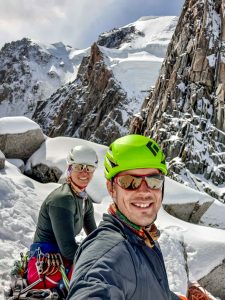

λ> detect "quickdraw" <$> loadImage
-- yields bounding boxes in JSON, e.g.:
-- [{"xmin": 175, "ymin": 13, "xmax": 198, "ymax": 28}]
[
  {"xmin": 10, "ymin": 252, "xmax": 29, "ymax": 278},
  {"xmin": 34, "ymin": 248, "xmax": 70, "ymax": 291}
]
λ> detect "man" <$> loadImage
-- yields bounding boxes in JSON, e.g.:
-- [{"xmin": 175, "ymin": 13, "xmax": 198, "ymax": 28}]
[
  {"xmin": 67, "ymin": 134, "xmax": 182, "ymax": 300},
  {"xmin": 27, "ymin": 144, "xmax": 98, "ymax": 290}
]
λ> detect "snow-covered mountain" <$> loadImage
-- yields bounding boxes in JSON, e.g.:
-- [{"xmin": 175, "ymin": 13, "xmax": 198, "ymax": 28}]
[
  {"xmin": 98, "ymin": 16, "xmax": 178, "ymax": 100},
  {"xmin": 31, "ymin": 16, "xmax": 177, "ymax": 144},
  {"xmin": 0, "ymin": 38, "xmax": 89, "ymax": 117},
  {"xmin": 0, "ymin": 17, "xmax": 177, "ymax": 144},
  {"xmin": 130, "ymin": 0, "xmax": 225, "ymax": 202},
  {"xmin": 0, "ymin": 11, "xmax": 224, "ymax": 202}
]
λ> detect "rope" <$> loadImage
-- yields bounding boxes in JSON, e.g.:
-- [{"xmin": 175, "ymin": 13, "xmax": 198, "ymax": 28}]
[{"xmin": 57, "ymin": 253, "xmax": 70, "ymax": 291}]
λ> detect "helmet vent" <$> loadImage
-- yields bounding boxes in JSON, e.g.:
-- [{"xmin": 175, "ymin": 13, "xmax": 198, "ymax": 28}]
[
  {"xmin": 161, "ymin": 158, "xmax": 166, "ymax": 165},
  {"xmin": 110, "ymin": 160, "xmax": 118, "ymax": 168},
  {"xmin": 146, "ymin": 141, "xmax": 159, "ymax": 156},
  {"xmin": 105, "ymin": 156, "xmax": 118, "ymax": 169}
]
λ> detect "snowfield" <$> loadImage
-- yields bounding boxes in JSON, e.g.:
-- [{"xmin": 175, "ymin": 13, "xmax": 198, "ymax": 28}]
[{"xmin": 0, "ymin": 118, "xmax": 225, "ymax": 298}]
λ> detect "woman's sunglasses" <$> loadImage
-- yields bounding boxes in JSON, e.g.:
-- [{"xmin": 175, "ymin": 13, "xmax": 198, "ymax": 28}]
[
  {"xmin": 114, "ymin": 174, "xmax": 164, "ymax": 190},
  {"xmin": 72, "ymin": 164, "xmax": 96, "ymax": 173}
]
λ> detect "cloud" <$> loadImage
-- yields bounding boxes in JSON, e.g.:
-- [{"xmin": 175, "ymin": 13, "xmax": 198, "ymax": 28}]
[{"xmin": 0, "ymin": 0, "xmax": 184, "ymax": 49}]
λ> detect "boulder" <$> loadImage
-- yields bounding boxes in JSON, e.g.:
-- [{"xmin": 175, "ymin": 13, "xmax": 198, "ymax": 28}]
[
  {"xmin": 163, "ymin": 177, "xmax": 214, "ymax": 223},
  {"xmin": 163, "ymin": 201, "xmax": 212, "ymax": 223},
  {"xmin": 0, "ymin": 150, "xmax": 5, "ymax": 169},
  {"xmin": 199, "ymin": 259, "xmax": 225, "ymax": 299},
  {"xmin": 25, "ymin": 163, "xmax": 62, "ymax": 183},
  {"xmin": 0, "ymin": 117, "xmax": 45, "ymax": 161}
]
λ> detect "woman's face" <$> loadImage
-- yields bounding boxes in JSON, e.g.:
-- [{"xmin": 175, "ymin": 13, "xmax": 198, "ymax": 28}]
[{"xmin": 70, "ymin": 164, "xmax": 95, "ymax": 189}]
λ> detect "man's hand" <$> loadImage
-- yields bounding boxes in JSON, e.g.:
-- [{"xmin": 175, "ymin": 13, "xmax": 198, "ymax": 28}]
[{"xmin": 188, "ymin": 282, "xmax": 216, "ymax": 300}]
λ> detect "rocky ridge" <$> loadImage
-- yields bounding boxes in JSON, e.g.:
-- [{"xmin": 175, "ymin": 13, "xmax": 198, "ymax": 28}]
[
  {"xmin": 0, "ymin": 17, "xmax": 177, "ymax": 146},
  {"xmin": 0, "ymin": 38, "xmax": 84, "ymax": 117},
  {"xmin": 130, "ymin": 0, "xmax": 225, "ymax": 202},
  {"xmin": 32, "ymin": 43, "xmax": 130, "ymax": 145},
  {"xmin": 97, "ymin": 25, "xmax": 144, "ymax": 48},
  {"xmin": 31, "ymin": 17, "xmax": 177, "ymax": 145}
]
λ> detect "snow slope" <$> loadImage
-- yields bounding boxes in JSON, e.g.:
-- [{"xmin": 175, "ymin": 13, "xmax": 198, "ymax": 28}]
[
  {"xmin": 0, "ymin": 119, "xmax": 225, "ymax": 298},
  {"xmin": 101, "ymin": 16, "xmax": 177, "ymax": 108}
]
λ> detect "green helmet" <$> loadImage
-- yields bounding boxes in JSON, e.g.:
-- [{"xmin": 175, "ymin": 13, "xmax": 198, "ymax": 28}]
[{"xmin": 104, "ymin": 134, "xmax": 167, "ymax": 179}]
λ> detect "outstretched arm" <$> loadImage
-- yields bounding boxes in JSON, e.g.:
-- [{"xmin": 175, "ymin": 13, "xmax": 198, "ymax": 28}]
[{"xmin": 67, "ymin": 242, "xmax": 136, "ymax": 300}]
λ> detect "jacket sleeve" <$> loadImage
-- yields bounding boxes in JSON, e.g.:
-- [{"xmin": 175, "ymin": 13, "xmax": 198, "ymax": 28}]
[
  {"xmin": 83, "ymin": 199, "xmax": 97, "ymax": 235},
  {"xmin": 67, "ymin": 242, "xmax": 136, "ymax": 300},
  {"xmin": 49, "ymin": 205, "xmax": 78, "ymax": 261}
]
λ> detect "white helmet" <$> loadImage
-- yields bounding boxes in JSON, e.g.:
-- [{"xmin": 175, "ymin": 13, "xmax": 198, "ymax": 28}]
[{"xmin": 67, "ymin": 145, "xmax": 98, "ymax": 167}]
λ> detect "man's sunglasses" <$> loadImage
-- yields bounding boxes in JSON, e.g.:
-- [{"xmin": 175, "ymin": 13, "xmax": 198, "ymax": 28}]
[
  {"xmin": 114, "ymin": 174, "xmax": 164, "ymax": 190},
  {"xmin": 72, "ymin": 164, "xmax": 96, "ymax": 173}
]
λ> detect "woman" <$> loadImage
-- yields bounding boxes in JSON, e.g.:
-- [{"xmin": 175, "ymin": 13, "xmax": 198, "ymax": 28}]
[{"xmin": 27, "ymin": 144, "xmax": 98, "ymax": 291}]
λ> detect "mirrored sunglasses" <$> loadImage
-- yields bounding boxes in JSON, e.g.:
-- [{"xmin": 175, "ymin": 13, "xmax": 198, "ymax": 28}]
[
  {"xmin": 114, "ymin": 174, "xmax": 164, "ymax": 190},
  {"xmin": 72, "ymin": 164, "xmax": 96, "ymax": 173}
]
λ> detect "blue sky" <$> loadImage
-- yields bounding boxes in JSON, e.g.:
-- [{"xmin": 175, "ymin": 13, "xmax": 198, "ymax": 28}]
[{"xmin": 0, "ymin": 0, "xmax": 184, "ymax": 49}]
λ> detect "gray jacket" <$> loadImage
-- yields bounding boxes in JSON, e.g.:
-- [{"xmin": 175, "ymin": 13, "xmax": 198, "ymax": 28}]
[{"xmin": 67, "ymin": 214, "xmax": 180, "ymax": 299}]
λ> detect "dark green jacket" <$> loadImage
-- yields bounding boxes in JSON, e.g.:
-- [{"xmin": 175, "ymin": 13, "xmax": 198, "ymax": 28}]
[{"xmin": 34, "ymin": 183, "xmax": 97, "ymax": 261}]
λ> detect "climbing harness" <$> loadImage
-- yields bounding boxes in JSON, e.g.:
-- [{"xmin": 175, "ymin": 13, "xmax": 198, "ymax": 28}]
[{"xmin": 5, "ymin": 248, "xmax": 70, "ymax": 300}]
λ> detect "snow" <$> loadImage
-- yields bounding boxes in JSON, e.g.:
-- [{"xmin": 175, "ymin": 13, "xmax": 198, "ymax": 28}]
[
  {"xmin": 0, "ymin": 116, "xmax": 40, "ymax": 134},
  {"xmin": 177, "ymin": 82, "xmax": 186, "ymax": 92},
  {"xmin": 207, "ymin": 54, "xmax": 216, "ymax": 67},
  {"xmin": 101, "ymin": 16, "xmax": 177, "ymax": 108},
  {"xmin": 206, "ymin": 0, "xmax": 221, "ymax": 49},
  {"xmin": 0, "ymin": 118, "xmax": 225, "ymax": 299},
  {"xmin": 164, "ymin": 177, "xmax": 214, "ymax": 205},
  {"xmin": 0, "ymin": 39, "xmax": 89, "ymax": 118},
  {"xmin": 30, "ymin": 39, "xmax": 89, "ymax": 84}
]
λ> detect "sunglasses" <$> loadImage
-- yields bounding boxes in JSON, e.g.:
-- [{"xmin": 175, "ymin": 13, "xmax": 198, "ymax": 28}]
[
  {"xmin": 71, "ymin": 164, "xmax": 96, "ymax": 173},
  {"xmin": 114, "ymin": 174, "xmax": 164, "ymax": 190}
]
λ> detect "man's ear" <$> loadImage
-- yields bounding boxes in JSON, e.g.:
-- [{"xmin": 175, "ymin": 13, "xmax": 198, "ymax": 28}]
[{"xmin": 106, "ymin": 180, "xmax": 114, "ymax": 198}]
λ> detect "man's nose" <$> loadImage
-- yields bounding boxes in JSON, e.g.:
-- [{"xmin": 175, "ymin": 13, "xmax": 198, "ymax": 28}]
[{"xmin": 138, "ymin": 179, "xmax": 151, "ymax": 191}]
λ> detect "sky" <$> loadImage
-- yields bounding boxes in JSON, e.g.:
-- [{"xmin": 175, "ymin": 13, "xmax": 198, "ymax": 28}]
[
  {"xmin": 0, "ymin": 0, "xmax": 184, "ymax": 49},
  {"xmin": 0, "ymin": 117, "xmax": 225, "ymax": 299}
]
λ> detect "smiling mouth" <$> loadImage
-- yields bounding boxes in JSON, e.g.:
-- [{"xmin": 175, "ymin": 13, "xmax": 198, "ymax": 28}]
[
  {"xmin": 79, "ymin": 178, "xmax": 89, "ymax": 182},
  {"xmin": 132, "ymin": 203, "xmax": 153, "ymax": 208}
]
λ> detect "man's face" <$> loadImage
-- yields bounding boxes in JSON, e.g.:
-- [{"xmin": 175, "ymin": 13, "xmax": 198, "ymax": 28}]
[
  {"xmin": 107, "ymin": 168, "xmax": 163, "ymax": 227},
  {"xmin": 70, "ymin": 165, "xmax": 94, "ymax": 188}
]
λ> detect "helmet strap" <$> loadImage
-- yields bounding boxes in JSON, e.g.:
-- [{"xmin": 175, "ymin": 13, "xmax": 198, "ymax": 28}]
[{"xmin": 68, "ymin": 176, "xmax": 87, "ymax": 193}]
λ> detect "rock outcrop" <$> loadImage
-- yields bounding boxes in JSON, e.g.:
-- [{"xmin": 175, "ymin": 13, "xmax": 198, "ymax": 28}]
[
  {"xmin": 97, "ymin": 25, "xmax": 144, "ymax": 48},
  {"xmin": 33, "ymin": 43, "xmax": 130, "ymax": 145},
  {"xmin": 130, "ymin": 0, "xmax": 225, "ymax": 202}
]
